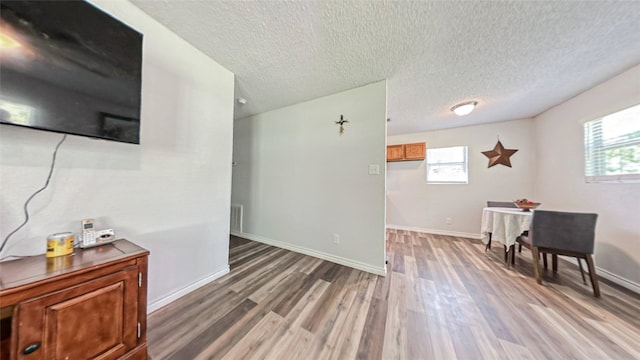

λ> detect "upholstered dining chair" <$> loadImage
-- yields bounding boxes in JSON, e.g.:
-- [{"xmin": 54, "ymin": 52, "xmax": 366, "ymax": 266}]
[
  {"xmin": 520, "ymin": 210, "xmax": 600, "ymax": 297},
  {"xmin": 516, "ymin": 233, "xmax": 548, "ymax": 269},
  {"xmin": 487, "ymin": 201, "xmax": 518, "ymax": 208},
  {"xmin": 485, "ymin": 201, "xmax": 519, "ymax": 255}
]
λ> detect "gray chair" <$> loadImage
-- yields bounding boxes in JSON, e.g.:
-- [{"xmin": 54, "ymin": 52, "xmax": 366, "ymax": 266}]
[
  {"xmin": 487, "ymin": 201, "xmax": 518, "ymax": 209},
  {"xmin": 516, "ymin": 233, "xmax": 548, "ymax": 269},
  {"xmin": 519, "ymin": 210, "xmax": 600, "ymax": 297},
  {"xmin": 485, "ymin": 201, "xmax": 519, "ymax": 258}
]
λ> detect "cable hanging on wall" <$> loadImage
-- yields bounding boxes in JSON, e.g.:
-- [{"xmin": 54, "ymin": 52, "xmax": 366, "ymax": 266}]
[{"xmin": 0, "ymin": 134, "xmax": 68, "ymax": 258}]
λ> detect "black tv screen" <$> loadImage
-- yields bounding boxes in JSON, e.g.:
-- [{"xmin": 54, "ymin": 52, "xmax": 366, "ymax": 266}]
[{"xmin": 0, "ymin": 0, "xmax": 143, "ymax": 144}]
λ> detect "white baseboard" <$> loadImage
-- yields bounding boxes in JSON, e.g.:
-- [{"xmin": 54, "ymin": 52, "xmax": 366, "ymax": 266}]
[
  {"xmin": 231, "ymin": 231, "xmax": 386, "ymax": 276},
  {"xmin": 596, "ymin": 266, "xmax": 640, "ymax": 295},
  {"xmin": 386, "ymin": 224, "xmax": 481, "ymax": 240},
  {"xmin": 148, "ymin": 266, "xmax": 230, "ymax": 313}
]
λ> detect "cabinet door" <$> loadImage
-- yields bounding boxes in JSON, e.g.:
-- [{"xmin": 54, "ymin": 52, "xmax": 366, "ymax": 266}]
[
  {"xmin": 404, "ymin": 142, "xmax": 425, "ymax": 160},
  {"xmin": 15, "ymin": 267, "xmax": 139, "ymax": 360},
  {"xmin": 386, "ymin": 145, "xmax": 404, "ymax": 161}
]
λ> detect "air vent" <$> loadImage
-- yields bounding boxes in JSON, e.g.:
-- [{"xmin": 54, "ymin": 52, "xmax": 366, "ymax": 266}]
[{"xmin": 230, "ymin": 204, "xmax": 243, "ymax": 233}]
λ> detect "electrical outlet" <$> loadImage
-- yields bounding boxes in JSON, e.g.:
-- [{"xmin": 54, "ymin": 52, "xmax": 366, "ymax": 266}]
[
  {"xmin": 446, "ymin": 217, "xmax": 452, "ymax": 225},
  {"xmin": 333, "ymin": 233, "xmax": 340, "ymax": 244}
]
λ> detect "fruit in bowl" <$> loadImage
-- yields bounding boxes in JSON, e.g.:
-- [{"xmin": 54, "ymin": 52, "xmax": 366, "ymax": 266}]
[{"xmin": 514, "ymin": 199, "xmax": 541, "ymax": 211}]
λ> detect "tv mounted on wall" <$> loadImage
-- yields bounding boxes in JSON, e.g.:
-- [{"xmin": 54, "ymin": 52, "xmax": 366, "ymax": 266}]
[{"xmin": 0, "ymin": 0, "xmax": 143, "ymax": 144}]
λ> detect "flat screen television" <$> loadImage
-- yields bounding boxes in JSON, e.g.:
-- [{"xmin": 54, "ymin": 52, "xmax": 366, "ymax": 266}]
[{"xmin": 0, "ymin": 0, "xmax": 143, "ymax": 144}]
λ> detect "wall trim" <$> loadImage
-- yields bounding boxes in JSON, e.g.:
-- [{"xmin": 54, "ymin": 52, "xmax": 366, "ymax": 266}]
[
  {"xmin": 148, "ymin": 266, "xmax": 230, "ymax": 313},
  {"xmin": 386, "ymin": 224, "xmax": 481, "ymax": 240},
  {"xmin": 231, "ymin": 231, "xmax": 387, "ymax": 276},
  {"xmin": 596, "ymin": 266, "xmax": 640, "ymax": 295}
]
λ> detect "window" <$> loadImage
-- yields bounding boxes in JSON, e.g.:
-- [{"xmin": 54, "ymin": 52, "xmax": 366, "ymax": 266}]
[
  {"xmin": 584, "ymin": 104, "xmax": 640, "ymax": 183},
  {"xmin": 426, "ymin": 146, "xmax": 468, "ymax": 184}
]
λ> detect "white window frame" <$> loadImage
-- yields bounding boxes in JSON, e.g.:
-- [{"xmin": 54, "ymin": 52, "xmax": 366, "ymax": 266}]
[
  {"xmin": 426, "ymin": 146, "xmax": 468, "ymax": 184},
  {"xmin": 583, "ymin": 104, "xmax": 640, "ymax": 183}
]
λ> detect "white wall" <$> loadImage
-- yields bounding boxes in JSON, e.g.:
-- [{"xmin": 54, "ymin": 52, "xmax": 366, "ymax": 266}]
[
  {"xmin": 534, "ymin": 64, "xmax": 640, "ymax": 287},
  {"xmin": 0, "ymin": 0, "xmax": 235, "ymax": 311},
  {"xmin": 231, "ymin": 81, "xmax": 387, "ymax": 274},
  {"xmin": 386, "ymin": 119, "xmax": 536, "ymax": 237}
]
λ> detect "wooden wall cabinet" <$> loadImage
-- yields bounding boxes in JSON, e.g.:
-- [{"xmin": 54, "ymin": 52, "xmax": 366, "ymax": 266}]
[
  {"xmin": 0, "ymin": 239, "xmax": 149, "ymax": 360},
  {"xmin": 386, "ymin": 145, "xmax": 405, "ymax": 161},
  {"xmin": 387, "ymin": 142, "xmax": 426, "ymax": 162}
]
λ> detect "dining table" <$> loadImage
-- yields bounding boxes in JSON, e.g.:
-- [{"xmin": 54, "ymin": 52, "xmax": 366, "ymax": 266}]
[{"xmin": 480, "ymin": 207, "xmax": 533, "ymax": 266}]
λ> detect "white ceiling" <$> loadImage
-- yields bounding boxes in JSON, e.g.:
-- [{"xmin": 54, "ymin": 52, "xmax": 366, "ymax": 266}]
[{"xmin": 130, "ymin": 0, "xmax": 640, "ymax": 135}]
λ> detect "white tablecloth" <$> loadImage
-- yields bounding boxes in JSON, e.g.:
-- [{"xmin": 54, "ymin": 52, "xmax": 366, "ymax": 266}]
[{"xmin": 481, "ymin": 207, "xmax": 533, "ymax": 247}]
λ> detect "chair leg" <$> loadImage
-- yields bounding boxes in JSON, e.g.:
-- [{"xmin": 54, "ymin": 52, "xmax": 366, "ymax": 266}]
[
  {"xmin": 504, "ymin": 245, "xmax": 508, "ymax": 263},
  {"xmin": 552, "ymin": 254, "xmax": 558, "ymax": 273},
  {"xmin": 518, "ymin": 243, "xmax": 522, "ymax": 253},
  {"xmin": 542, "ymin": 253, "xmax": 548, "ymax": 269},
  {"xmin": 577, "ymin": 258, "xmax": 586, "ymax": 284},
  {"xmin": 532, "ymin": 246, "xmax": 542, "ymax": 285},
  {"xmin": 485, "ymin": 234, "xmax": 492, "ymax": 251},
  {"xmin": 585, "ymin": 254, "xmax": 600, "ymax": 297},
  {"xmin": 511, "ymin": 245, "xmax": 516, "ymax": 265}
]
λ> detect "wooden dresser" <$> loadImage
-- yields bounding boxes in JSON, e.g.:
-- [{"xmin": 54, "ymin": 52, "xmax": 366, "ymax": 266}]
[{"xmin": 0, "ymin": 239, "xmax": 149, "ymax": 360}]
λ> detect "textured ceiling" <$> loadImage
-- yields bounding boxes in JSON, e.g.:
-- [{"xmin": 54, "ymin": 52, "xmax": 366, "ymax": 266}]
[{"xmin": 130, "ymin": 0, "xmax": 640, "ymax": 135}]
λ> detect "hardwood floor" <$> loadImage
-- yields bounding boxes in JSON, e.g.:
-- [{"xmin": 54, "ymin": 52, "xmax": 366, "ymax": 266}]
[{"xmin": 148, "ymin": 230, "xmax": 640, "ymax": 359}]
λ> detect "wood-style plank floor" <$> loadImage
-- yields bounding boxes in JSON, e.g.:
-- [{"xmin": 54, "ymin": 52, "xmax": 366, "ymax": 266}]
[{"xmin": 147, "ymin": 230, "xmax": 640, "ymax": 359}]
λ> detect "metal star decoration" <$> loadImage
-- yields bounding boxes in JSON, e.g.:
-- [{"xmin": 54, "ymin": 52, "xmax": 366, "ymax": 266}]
[{"xmin": 482, "ymin": 140, "xmax": 518, "ymax": 168}]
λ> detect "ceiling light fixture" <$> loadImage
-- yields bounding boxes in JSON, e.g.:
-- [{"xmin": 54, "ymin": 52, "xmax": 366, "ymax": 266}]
[
  {"xmin": 451, "ymin": 101, "xmax": 478, "ymax": 116},
  {"xmin": 0, "ymin": 32, "xmax": 21, "ymax": 49}
]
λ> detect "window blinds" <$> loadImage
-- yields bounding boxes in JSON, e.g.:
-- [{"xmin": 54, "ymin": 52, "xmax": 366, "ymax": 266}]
[{"xmin": 584, "ymin": 104, "xmax": 640, "ymax": 183}]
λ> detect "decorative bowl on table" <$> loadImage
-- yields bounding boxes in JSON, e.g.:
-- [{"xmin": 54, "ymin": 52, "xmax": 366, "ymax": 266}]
[{"xmin": 514, "ymin": 199, "xmax": 540, "ymax": 212}]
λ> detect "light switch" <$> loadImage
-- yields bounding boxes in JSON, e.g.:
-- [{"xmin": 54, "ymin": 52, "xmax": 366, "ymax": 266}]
[{"xmin": 368, "ymin": 164, "xmax": 380, "ymax": 175}]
